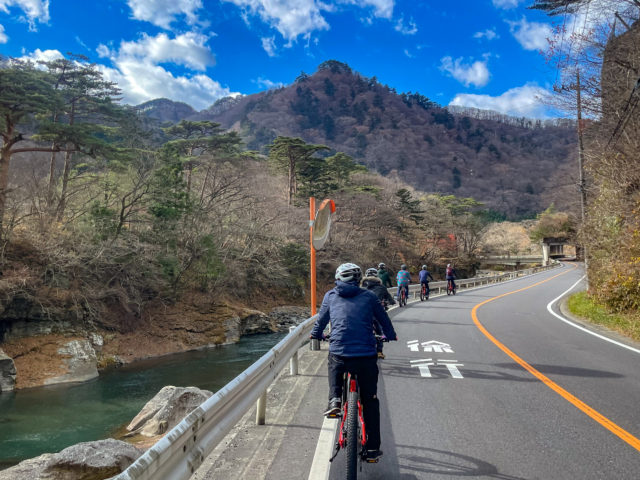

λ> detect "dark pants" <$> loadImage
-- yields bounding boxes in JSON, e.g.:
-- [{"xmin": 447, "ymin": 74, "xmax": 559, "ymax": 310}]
[{"xmin": 328, "ymin": 354, "xmax": 381, "ymax": 450}]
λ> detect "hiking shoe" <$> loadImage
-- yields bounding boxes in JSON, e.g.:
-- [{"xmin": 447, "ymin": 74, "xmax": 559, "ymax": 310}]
[
  {"xmin": 364, "ymin": 449, "xmax": 383, "ymax": 462},
  {"xmin": 377, "ymin": 352, "xmax": 385, "ymax": 359},
  {"xmin": 324, "ymin": 398, "xmax": 341, "ymax": 417}
]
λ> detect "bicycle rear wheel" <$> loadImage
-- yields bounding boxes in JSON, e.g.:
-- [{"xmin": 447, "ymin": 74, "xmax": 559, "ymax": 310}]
[{"xmin": 346, "ymin": 390, "xmax": 359, "ymax": 480}]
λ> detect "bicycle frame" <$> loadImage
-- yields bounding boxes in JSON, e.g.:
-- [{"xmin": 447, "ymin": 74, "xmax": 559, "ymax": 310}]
[
  {"xmin": 336, "ymin": 374, "xmax": 366, "ymax": 451},
  {"xmin": 331, "ymin": 371, "xmax": 378, "ymax": 478}
]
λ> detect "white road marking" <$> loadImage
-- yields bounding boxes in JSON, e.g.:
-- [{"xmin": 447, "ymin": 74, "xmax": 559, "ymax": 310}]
[
  {"xmin": 410, "ymin": 358, "xmax": 434, "ymax": 377},
  {"xmin": 546, "ymin": 276, "xmax": 640, "ymax": 355},
  {"xmin": 308, "ymin": 416, "xmax": 339, "ymax": 480},
  {"xmin": 438, "ymin": 360, "xmax": 464, "ymax": 379},
  {"xmin": 421, "ymin": 340, "xmax": 454, "ymax": 353},
  {"xmin": 407, "ymin": 340, "xmax": 420, "ymax": 352}
]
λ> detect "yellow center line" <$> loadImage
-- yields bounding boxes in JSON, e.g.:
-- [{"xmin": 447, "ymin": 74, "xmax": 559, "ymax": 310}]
[{"xmin": 471, "ymin": 264, "xmax": 640, "ymax": 452}]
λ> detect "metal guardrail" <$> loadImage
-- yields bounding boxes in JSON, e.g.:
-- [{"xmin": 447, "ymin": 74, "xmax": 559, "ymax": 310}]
[
  {"xmin": 114, "ymin": 261, "xmax": 561, "ymax": 480},
  {"xmin": 394, "ymin": 262, "xmax": 560, "ymax": 300},
  {"xmin": 113, "ymin": 317, "xmax": 317, "ymax": 480}
]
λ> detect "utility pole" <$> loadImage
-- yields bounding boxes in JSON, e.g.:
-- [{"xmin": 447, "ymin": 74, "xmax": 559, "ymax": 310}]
[{"xmin": 576, "ymin": 69, "xmax": 589, "ymax": 290}]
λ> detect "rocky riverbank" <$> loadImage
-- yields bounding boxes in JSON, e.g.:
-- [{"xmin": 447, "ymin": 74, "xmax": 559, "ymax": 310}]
[{"xmin": 0, "ymin": 304, "xmax": 309, "ymax": 391}]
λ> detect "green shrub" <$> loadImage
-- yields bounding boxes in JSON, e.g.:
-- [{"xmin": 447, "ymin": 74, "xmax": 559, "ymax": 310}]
[{"xmin": 568, "ymin": 291, "xmax": 640, "ymax": 341}]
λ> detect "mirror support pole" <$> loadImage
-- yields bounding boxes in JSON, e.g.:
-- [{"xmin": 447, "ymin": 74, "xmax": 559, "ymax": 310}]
[{"xmin": 310, "ymin": 197, "xmax": 317, "ymax": 316}]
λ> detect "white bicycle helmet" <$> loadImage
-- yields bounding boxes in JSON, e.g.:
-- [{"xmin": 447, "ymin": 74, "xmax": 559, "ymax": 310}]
[
  {"xmin": 422, "ymin": 265, "xmax": 427, "ymax": 270},
  {"xmin": 378, "ymin": 262, "xmax": 385, "ymax": 269},
  {"xmin": 365, "ymin": 268, "xmax": 378, "ymax": 277},
  {"xmin": 335, "ymin": 263, "xmax": 362, "ymax": 283}
]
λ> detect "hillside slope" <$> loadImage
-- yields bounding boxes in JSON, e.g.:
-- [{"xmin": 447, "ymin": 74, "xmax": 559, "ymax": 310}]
[{"xmin": 138, "ymin": 61, "xmax": 578, "ymax": 218}]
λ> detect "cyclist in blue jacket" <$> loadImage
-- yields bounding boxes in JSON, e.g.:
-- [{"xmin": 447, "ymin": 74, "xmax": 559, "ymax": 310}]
[
  {"xmin": 419, "ymin": 265, "xmax": 434, "ymax": 296},
  {"xmin": 310, "ymin": 263, "xmax": 397, "ymax": 461}
]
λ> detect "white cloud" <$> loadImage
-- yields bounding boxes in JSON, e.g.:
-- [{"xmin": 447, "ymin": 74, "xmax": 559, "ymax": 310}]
[
  {"xmin": 0, "ymin": 24, "xmax": 7, "ymax": 43},
  {"xmin": 395, "ymin": 16, "xmax": 417, "ymax": 35},
  {"xmin": 224, "ymin": 0, "xmax": 329, "ymax": 42},
  {"xmin": 449, "ymin": 84, "xmax": 551, "ymax": 118},
  {"xmin": 341, "ymin": 0, "xmax": 394, "ymax": 19},
  {"xmin": 261, "ymin": 36, "xmax": 277, "ymax": 57},
  {"xmin": 93, "ymin": 33, "xmax": 235, "ymax": 109},
  {"xmin": 507, "ymin": 16, "xmax": 552, "ymax": 51},
  {"xmin": 492, "ymin": 0, "xmax": 521, "ymax": 9},
  {"xmin": 254, "ymin": 76, "xmax": 284, "ymax": 90},
  {"xmin": 127, "ymin": 0, "xmax": 203, "ymax": 29},
  {"xmin": 473, "ymin": 28, "xmax": 498, "ymax": 41},
  {"xmin": 99, "ymin": 61, "xmax": 236, "ymax": 110},
  {"xmin": 96, "ymin": 44, "xmax": 112, "ymax": 58},
  {"xmin": 0, "ymin": 0, "xmax": 49, "ymax": 30},
  {"xmin": 19, "ymin": 47, "xmax": 63, "ymax": 63},
  {"xmin": 116, "ymin": 32, "xmax": 215, "ymax": 71},
  {"xmin": 223, "ymin": 0, "xmax": 395, "ymax": 42},
  {"xmin": 440, "ymin": 55, "xmax": 491, "ymax": 88}
]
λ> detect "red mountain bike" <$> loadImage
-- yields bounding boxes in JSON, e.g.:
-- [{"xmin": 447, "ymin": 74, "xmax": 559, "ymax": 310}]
[
  {"xmin": 398, "ymin": 286, "xmax": 408, "ymax": 307},
  {"xmin": 329, "ymin": 371, "xmax": 383, "ymax": 478},
  {"xmin": 420, "ymin": 283, "xmax": 429, "ymax": 301},
  {"xmin": 446, "ymin": 280, "xmax": 456, "ymax": 295}
]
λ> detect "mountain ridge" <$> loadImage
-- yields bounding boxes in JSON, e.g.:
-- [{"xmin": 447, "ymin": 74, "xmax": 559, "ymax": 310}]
[{"xmin": 135, "ymin": 60, "xmax": 578, "ymax": 218}]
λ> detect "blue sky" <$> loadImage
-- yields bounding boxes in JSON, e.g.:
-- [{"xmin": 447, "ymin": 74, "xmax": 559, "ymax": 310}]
[{"xmin": 0, "ymin": 0, "xmax": 603, "ymax": 117}]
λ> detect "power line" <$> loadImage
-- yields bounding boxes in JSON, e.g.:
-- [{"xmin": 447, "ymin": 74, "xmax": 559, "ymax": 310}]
[{"xmin": 606, "ymin": 77, "xmax": 640, "ymax": 148}]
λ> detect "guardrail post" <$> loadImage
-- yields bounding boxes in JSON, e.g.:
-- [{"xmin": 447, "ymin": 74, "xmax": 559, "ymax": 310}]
[
  {"xmin": 256, "ymin": 391, "xmax": 267, "ymax": 425},
  {"xmin": 289, "ymin": 326, "xmax": 299, "ymax": 375}
]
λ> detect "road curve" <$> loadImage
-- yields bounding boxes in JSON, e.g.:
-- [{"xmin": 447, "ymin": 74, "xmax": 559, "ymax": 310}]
[{"xmin": 328, "ymin": 263, "xmax": 640, "ymax": 479}]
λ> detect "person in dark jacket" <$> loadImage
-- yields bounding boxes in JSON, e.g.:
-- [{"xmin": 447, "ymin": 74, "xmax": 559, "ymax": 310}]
[
  {"xmin": 362, "ymin": 268, "xmax": 396, "ymax": 359},
  {"xmin": 310, "ymin": 263, "xmax": 397, "ymax": 461},
  {"xmin": 362, "ymin": 268, "xmax": 396, "ymax": 309},
  {"xmin": 377, "ymin": 262, "xmax": 393, "ymax": 288},
  {"xmin": 418, "ymin": 265, "xmax": 434, "ymax": 297}
]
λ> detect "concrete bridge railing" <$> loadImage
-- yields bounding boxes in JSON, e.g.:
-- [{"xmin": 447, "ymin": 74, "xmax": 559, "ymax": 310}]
[{"xmin": 114, "ymin": 261, "xmax": 561, "ymax": 480}]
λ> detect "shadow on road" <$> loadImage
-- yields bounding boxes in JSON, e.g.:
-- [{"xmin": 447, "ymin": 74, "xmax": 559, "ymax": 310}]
[
  {"xmin": 495, "ymin": 363, "xmax": 624, "ymax": 379},
  {"xmin": 379, "ymin": 359, "xmax": 537, "ymax": 383},
  {"xmin": 392, "ymin": 444, "xmax": 531, "ymax": 479}
]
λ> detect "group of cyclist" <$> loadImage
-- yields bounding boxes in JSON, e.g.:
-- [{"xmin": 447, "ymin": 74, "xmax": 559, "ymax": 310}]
[
  {"xmin": 378, "ymin": 262, "xmax": 457, "ymax": 302},
  {"xmin": 309, "ymin": 260, "xmax": 459, "ymax": 463}
]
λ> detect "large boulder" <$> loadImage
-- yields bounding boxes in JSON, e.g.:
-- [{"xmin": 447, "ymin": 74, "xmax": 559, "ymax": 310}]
[
  {"xmin": 127, "ymin": 386, "xmax": 212, "ymax": 437},
  {"xmin": 44, "ymin": 339, "xmax": 98, "ymax": 386},
  {"xmin": 0, "ymin": 439, "xmax": 143, "ymax": 480},
  {"xmin": 0, "ymin": 348, "xmax": 16, "ymax": 392}
]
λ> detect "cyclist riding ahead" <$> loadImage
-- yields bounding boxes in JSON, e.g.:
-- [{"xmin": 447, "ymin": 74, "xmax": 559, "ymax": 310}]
[
  {"xmin": 362, "ymin": 268, "xmax": 396, "ymax": 359},
  {"xmin": 446, "ymin": 263, "xmax": 457, "ymax": 293},
  {"xmin": 396, "ymin": 264, "xmax": 411, "ymax": 304},
  {"xmin": 419, "ymin": 265, "xmax": 434, "ymax": 299},
  {"xmin": 310, "ymin": 263, "xmax": 397, "ymax": 462},
  {"xmin": 362, "ymin": 268, "xmax": 396, "ymax": 310},
  {"xmin": 376, "ymin": 262, "xmax": 393, "ymax": 289}
]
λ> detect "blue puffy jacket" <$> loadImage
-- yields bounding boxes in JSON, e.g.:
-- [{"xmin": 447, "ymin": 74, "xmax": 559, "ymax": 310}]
[{"xmin": 310, "ymin": 281, "xmax": 397, "ymax": 357}]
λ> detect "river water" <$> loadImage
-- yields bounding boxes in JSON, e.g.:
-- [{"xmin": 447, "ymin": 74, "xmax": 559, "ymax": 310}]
[{"xmin": 0, "ymin": 333, "xmax": 285, "ymax": 470}]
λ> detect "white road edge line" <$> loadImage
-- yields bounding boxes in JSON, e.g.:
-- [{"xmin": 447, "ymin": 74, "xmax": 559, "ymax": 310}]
[
  {"xmin": 546, "ymin": 275, "xmax": 640, "ymax": 355},
  {"xmin": 307, "ymin": 416, "xmax": 339, "ymax": 480}
]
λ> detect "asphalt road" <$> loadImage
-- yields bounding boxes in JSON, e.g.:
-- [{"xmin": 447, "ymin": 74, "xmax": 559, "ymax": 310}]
[{"xmin": 326, "ymin": 263, "xmax": 640, "ymax": 479}]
